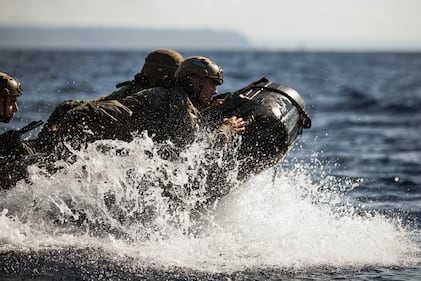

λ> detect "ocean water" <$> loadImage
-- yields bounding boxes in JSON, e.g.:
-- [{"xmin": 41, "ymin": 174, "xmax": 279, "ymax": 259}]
[{"xmin": 0, "ymin": 50, "xmax": 420, "ymax": 280}]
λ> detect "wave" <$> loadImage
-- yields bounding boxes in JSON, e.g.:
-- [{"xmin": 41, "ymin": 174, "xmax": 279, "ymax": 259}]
[
  {"xmin": 317, "ymin": 86, "xmax": 421, "ymax": 114},
  {"xmin": 0, "ymin": 136, "xmax": 419, "ymax": 275}
]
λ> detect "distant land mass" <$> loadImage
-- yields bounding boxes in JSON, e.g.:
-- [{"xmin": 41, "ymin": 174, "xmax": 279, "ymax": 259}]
[{"xmin": 0, "ymin": 26, "xmax": 253, "ymax": 50}]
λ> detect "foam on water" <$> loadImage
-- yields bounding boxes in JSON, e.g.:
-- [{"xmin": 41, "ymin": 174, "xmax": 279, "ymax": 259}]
[{"xmin": 0, "ymin": 135, "xmax": 419, "ymax": 273}]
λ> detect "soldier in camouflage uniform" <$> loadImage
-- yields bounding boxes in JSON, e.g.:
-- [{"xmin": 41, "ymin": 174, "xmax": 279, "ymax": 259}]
[
  {"xmin": 34, "ymin": 49, "xmax": 184, "ymax": 153},
  {"xmin": 0, "ymin": 72, "xmax": 35, "ymax": 158},
  {"xmin": 118, "ymin": 56, "xmax": 246, "ymax": 203},
  {"xmin": 120, "ymin": 56, "xmax": 245, "ymax": 149},
  {"xmin": 0, "ymin": 72, "xmax": 37, "ymax": 189},
  {"xmin": 36, "ymin": 56, "xmax": 245, "ymax": 156}
]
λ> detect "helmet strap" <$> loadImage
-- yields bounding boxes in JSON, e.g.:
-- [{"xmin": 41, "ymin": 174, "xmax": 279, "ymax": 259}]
[
  {"xmin": 0, "ymin": 96, "xmax": 7, "ymax": 122},
  {"xmin": 192, "ymin": 77, "xmax": 207, "ymax": 110}
]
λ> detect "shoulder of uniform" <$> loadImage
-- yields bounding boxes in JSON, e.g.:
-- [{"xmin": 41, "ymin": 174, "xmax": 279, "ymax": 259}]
[{"xmin": 115, "ymin": 80, "xmax": 132, "ymax": 88}]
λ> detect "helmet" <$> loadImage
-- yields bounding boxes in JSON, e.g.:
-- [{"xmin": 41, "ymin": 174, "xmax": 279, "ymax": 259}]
[
  {"xmin": 175, "ymin": 56, "xmax": 224, "ymax": 85},
  {"xmin": 140, "ymin": 48, "xmax": 184, "ymax": 79},
  {"xmin": 0, "ymin": 72, "xmax": 23, "ymax": 98}
]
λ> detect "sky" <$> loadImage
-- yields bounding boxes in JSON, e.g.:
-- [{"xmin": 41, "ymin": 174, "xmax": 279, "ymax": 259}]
[{"xmin": 1, "ymin": 0, "xmax": 421, "ymax": 50}]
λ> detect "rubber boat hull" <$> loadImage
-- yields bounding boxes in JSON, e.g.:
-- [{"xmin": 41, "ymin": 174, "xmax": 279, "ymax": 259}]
[{"xmin": 206, "ymin": 77, "xmax": 311, "ymax": 179}]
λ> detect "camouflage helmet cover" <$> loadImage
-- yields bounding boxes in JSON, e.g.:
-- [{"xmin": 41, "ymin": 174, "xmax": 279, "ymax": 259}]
[
  {"xmin": 140, "ymin": 48, "xmax": 184, "ymax": 78},
  {"xmin": 175, "ymin": 56, "xmax": 224, "ymax": 85},
  {"xmin": 0, "ymin": 72, "xmax": 23, "ymax": 97}
]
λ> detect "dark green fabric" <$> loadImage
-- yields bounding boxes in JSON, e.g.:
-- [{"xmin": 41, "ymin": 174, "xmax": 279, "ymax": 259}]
[{"xmin": 121, "ymin": 87, "xmax": 199, "ymax": 148}]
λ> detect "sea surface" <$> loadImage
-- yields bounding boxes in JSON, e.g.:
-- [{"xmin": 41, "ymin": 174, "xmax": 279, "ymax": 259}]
[{"xmin": 0, "ymin": 50, "xmax": 420, "ymax": 280}]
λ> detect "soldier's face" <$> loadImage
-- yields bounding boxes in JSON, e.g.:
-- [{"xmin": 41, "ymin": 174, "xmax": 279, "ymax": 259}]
[
  {"xmin": 0, "ymin": 96, "xmax": 19, "ymax": 123},
  {"xmin": 197, "ymin": 78, "xmax": 219, "ymax": 107}
]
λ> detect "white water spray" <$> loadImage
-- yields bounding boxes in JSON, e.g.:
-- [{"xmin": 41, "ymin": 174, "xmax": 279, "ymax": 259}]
[{"xmin": 0, "ymin": 135, "xmax": 419, "ymax": 272}]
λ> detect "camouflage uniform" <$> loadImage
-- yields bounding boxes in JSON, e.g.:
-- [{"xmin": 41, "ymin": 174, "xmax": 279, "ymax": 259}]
[
  {"xmin": 36, "ymin": 55, "xmax": 224, "ymax": 160},
  {"xmin": 0, "ymin": 72, "xmax": 37, "ymax": 189},
  {"xmin": 35, "ymin": 49, "xmax": 183, "ymax": 153},
  {"xmin": 35, "ymin": 99, "xmax": 133, "ymax": 153},
  {"xmin": 34, "ymin": 86, "xmax": 200, "ymax": 158},
  {"xmin": 120, "ymin": 87, "xmax": 200, "ymax": 148}
]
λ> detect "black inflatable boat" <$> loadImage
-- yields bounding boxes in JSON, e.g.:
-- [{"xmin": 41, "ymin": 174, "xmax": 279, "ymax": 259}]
[{"xmin": 206, "ymin": 77, "xmax": 311, "ymax": 179}]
